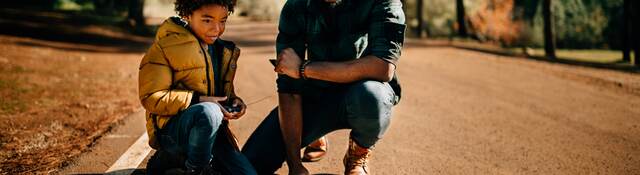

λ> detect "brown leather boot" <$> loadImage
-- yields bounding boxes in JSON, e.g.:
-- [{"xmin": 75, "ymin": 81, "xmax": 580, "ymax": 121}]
[
  {"xmin": 343, "ymin": 138, "xmax": 372, "ymax": 175},
  {"xmin": 302, "ymin": 136, "xmax": 328, "ymax": 162}
]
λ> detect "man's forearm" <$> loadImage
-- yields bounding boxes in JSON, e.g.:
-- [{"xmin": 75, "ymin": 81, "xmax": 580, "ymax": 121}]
[
  {"xmin": 277, "ymin": 93, "xmax": 305, "ymax": 169},
  {"xmin": 303, "ymin": 55, "xmax": 395, "ymax": 83}
]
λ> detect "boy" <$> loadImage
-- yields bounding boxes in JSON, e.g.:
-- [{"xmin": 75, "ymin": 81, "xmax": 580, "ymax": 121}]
[{"xmin": 138, "ymin": 0, "xmax": 255, "ymax": 174}]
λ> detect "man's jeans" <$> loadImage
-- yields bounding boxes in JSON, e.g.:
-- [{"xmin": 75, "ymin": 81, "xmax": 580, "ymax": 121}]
[
  {"xmin": 242, "ymin": 81, "xmax": 397, "ymax": 174},
  {"xmin": 160, "ymin": 102, "xmax": 257, "ymax": 174}
]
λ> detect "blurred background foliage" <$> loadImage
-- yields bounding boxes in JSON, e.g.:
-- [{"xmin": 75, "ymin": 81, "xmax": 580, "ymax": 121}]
[
  {"xmin": 405, "ymin": 0, "xmax": 625, "ymax": 49},
  {"xmin": 2, "ymin": 0, "xmax": 631, "ymax": 50}
]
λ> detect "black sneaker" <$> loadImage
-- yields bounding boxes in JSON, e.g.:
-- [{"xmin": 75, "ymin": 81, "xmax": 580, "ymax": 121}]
[{"xmin": 146, "ymin": 150, "xmax": 185, "ymax": 175}]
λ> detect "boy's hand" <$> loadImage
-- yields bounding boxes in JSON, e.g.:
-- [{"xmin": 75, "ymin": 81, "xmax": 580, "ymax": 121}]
[
  {"xmin": 275, "ymin": 48, "xmax": 302, "ymax": 79},
  {"xmin": 199, "ymin": 96, "xmax": 228, "ymax": 103},
  {"xmin": 227, "ymin": 98, "xmax": 247, "ymax": 120},
  {"xmin": 198, "ymin": 96, "xmax": 236, "ymax": 120}
]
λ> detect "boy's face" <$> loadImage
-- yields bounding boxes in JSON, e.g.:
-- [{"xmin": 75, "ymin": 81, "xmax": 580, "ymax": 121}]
[{"xmin": 185, "ymin": 4, "xmax": 229, "ymax": 45}]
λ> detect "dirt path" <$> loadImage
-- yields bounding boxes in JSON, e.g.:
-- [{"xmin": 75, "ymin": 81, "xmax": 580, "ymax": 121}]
[
  {"xmin": 224, "ymin": 20, "xmax": 640, "ymax": 174},
  {"xmin": 384, "ymin": 46, "xmax": 640, "ymax": 174},
  {"xmin": 0, "ymin": 8, "xmax": 148, "ymax": 174},
  {"xmin": 3, "ymin": 14, "xmax": 639, "ymax": 174}
]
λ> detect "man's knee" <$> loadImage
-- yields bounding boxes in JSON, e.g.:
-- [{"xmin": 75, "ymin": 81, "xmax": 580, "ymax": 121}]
[
  {"xmin": 188, "ymin": 102, "xmax": 223, "ymax": 128},
  {"xmin": 344, "ymin": 81, "xmax": 395, "ymax": 118},
  {"xmin": 344, "ymin": 81, "xmax": 394, "ymax": 147}
]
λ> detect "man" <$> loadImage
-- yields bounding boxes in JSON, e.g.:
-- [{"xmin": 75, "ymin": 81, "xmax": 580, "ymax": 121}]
[{"xmin": 242, "ymin": 0, "xmax": 405, "ymax": 174}]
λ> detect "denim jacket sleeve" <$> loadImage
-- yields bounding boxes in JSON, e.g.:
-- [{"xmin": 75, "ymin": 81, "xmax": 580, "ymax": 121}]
[{"xmin": 368, "ymin": 0, "xmax": 406, "ymax": 66}]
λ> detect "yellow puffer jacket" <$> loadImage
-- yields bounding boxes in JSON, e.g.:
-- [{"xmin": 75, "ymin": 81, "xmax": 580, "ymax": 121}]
[{"xmin": 138, "ymin": 17, "xmax": 241, "ymax": 149}]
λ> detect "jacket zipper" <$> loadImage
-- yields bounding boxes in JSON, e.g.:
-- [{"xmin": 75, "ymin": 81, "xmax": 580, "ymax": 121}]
[
  {"xmin": 198, "ymin": 44, "xmax": 212, "ymax": 96},
  {"xmin": 224, "ymin": 49, "xmax": 234, "ymax": 80},
  {"xmin": 224, "ymin": 49, "xmax": 236, "ymax": 97}
]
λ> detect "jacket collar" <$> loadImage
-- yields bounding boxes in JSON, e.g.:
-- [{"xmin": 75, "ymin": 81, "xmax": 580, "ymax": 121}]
[
  {"xmin": 155, "ymin": 16, "xmax": 197, "ymax": 42},
  {"xmin": 157, "ymin": 17, "xmax": 237, "ymax": 51},
  {"xmin": 156, "ymin": 17, "xmax": 238, "ymax": 88}
]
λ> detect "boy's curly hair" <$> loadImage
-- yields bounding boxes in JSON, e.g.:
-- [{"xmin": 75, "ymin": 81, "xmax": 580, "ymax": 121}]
[{"xmin": 174, "ymin": 0, "xmax": 236, "ymax": 17}]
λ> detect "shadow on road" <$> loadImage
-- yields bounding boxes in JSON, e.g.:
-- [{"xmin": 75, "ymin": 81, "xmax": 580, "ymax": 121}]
[
  {"xmin": 75, "ymin": 169, "xmax": 340, "ymax": 175},
  {"xmin": 406, "ymin": 39, "xmax": 640, "ymax": 73},
  {"xmin": 0, "ymin": 7, "xmax": 152, "ymax": 53},
  {"xmin": 70, "ymin": 168, "xmax": 146, "ymax": 175}
]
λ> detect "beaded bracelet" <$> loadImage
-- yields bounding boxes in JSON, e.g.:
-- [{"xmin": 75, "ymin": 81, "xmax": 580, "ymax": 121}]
[{"xmin": 299, "ymin": 60, "xmax": 311, "ymax": 80}]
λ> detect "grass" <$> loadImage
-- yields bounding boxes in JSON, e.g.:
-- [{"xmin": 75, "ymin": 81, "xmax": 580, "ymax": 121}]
[
  {"xmin": 0, "ymin": 79, "xmax": 28, "ymax": 115},
  {"xmin": 443, "ymin": 37, "xmax": 637, "ymax": 67},
  {"xmin": 54, "ymin": 0, "xmax": 95, "ymax": 11},
  {"xmin": 516, "ymin": 48, "xmax": 628, "ymax": 64},
  {"xmin": 0, "ymin": 65, "xmax": 33, "ymax": 115}
]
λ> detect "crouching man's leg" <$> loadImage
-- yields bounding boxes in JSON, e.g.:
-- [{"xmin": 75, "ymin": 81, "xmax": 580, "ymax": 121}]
[
  {"xmin": 343, "ymin": 81, "xmax": 396, "ymax": 175},
  {"xmin": 161, "ymin": 102, "xmax": 224, "ymax": 173},
  {"xmin": 243, "ymin": 95, "xmax": 345, "ymax": 174},
  {"xmin": 212, "ymin": 129, "xmax": 257, "ymax": 175}
]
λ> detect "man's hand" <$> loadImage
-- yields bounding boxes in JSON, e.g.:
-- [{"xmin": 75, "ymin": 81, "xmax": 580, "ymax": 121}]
[
  {"xmin": 275, "ymin": 48, "xmax": 302, "ymax": 79},
  {"xmin": 199, "ymin": 96, "xmax": 244, "ymax": 120}
]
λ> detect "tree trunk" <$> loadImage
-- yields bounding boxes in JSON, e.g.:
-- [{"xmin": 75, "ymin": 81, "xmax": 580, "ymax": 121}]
[
  {"xmin": 95, "ymin": 0, "xmax": 117, "ymax": 15},
  {"xmin": 456, "ymin": 0, "xmax": 468, "ymax": 37},
  {"xmin": 543, "ymin": 0, "xmax": 556, "ymax": 59},
  {"xmin": 622, "ymin": 0, "xmax": 631, "ymax": 62},
  {"xmin": 416, "ymin": 0, "xmax": 424, "ymax": 38},
  {"xmin": 633, "ymin": 0, "xmax": 640, "ymax": 67},
  {"xmin": 128, "ymin": 0, "xmax": 145, "ymax": 29}
]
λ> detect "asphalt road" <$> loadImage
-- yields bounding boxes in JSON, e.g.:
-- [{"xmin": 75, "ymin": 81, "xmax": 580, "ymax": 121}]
[{"xmin": 58, "ymin": 20, "xmax": 640, "ymax": 175}]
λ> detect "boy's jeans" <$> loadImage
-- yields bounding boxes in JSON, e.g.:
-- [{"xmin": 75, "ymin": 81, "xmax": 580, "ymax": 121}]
[
  {"xmin": 242, "ymin": 81, "xmax": 397, "ymax": 174},
  {"xmin": 160, "ymin": 102, "xmax": 256, "ymax": 174}
]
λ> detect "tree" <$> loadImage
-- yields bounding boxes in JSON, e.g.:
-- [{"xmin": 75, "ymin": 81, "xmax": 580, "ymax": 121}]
[
  {"xmin": 416, "ymin": 0, "xmax": 425, "ymax": 38},
  {"xmin": 128, "ymin": 0, "xmax": 146, "ymax": 32},
  {"xmin": 623, "ymin": 0, "xmax": 631, "ymax": 62},
  {"xmin": 456, "ymin": 0, "xmax": 468, "ymax": 37},
  {"xmin": 543, "ymin": 0, "xmax": 556, "ymax": 59},
  {"xmin": 634, "ymin": 0, "xmax": 640, "ymax": 67}
]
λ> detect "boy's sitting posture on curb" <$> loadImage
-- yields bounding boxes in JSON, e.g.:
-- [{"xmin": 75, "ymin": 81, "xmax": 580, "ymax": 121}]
[{"xmin": 138, "ymin": 0, "xmax": 255, "ymax": 174}]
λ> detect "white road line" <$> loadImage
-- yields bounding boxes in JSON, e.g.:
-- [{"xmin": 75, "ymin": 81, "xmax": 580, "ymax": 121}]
[
  {"xmin": 105, "ymin": 132, "xmax": 152, "ymax": 175},
  {"xmin": 105, "ymin": 134, "xmax": 136, "ymax": 139}
]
